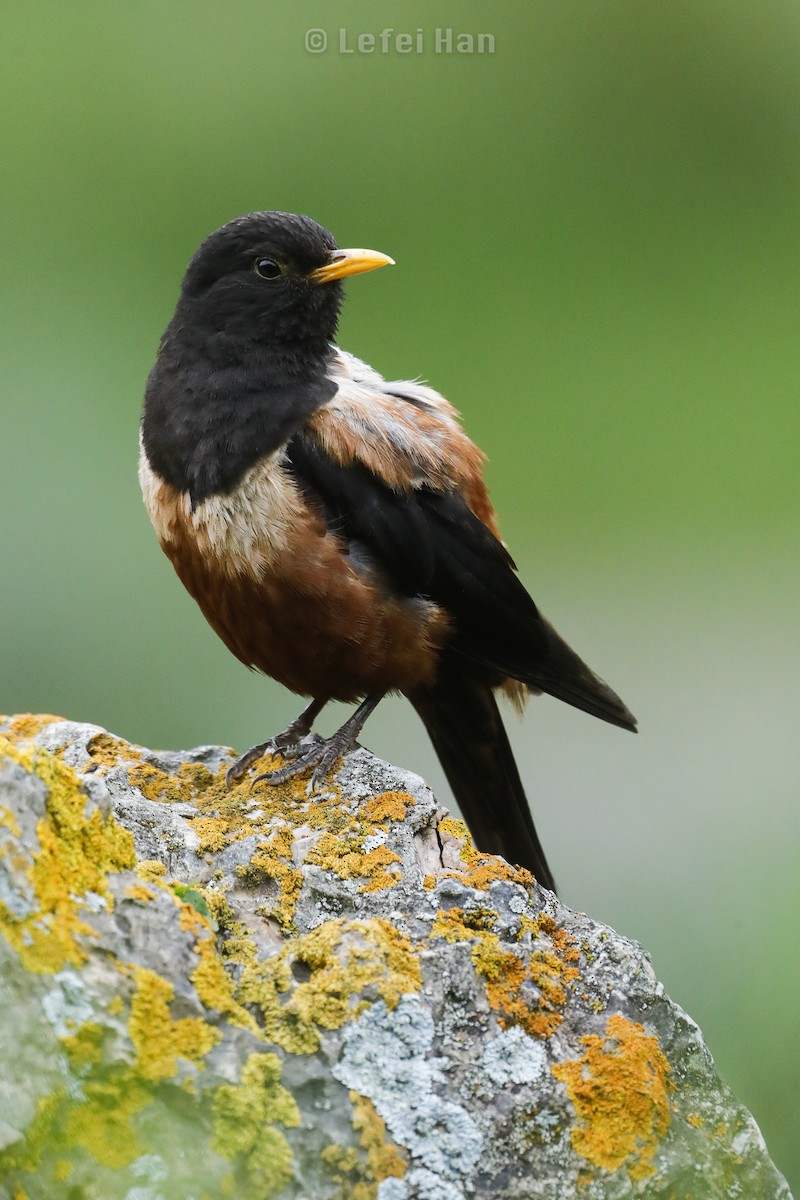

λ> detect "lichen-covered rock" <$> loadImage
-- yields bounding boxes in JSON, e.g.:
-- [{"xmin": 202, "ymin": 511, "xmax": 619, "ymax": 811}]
[{"xmin": 0, "ymin": 715, "xmax": 791, "ymax": 1199}]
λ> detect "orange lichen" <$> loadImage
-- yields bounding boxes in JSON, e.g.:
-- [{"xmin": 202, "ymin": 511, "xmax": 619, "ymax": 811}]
[
  {"xmin": 363, "ymin": 791, "xmax": 413, "ymax": 823},
  {"xmin": 435, "ymin": 816, "xmax": 534, "ymax": 890},
  {"xmin": 348, "ymin": 1091, "xmax": 407, "ymax": 1197},
  {"xmin": 359, "ymin": 872, "xmax": 401, "ymax": 894},
  {"xmin": 530, "ymin": 913, "xmax": 581, "ymax": 964},
  {"xmin": 128, "ymin": 760, "xmax": 216, "ymax": 804},
  {"xmin": 83, "ymin": 732, "xmax": 142, "ymax": 773},
  {"xmin": 552, "ymin": 1013, "xmax": 672, "ymax": 1181},
  {"xmin": 431, "ymin": 906, "xmax": 580, "ymax": 1039},
  {"xmin": 0, "ymin": 714, "xmax": 63, "ymax": 742}
]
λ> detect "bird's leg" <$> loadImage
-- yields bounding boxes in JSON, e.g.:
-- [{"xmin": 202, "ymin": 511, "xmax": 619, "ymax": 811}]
[
  {"xmin": 225, "ymin": 696, "xmax": 328, "ymax": 789},
  {"xmin": 251, "ymin": 693, "xmax": 384, "ymax": 793}
]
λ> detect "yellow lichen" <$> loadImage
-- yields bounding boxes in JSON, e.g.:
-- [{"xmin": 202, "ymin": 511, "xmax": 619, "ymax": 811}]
[
  {"xmin": 0, "ymin": 1072, "xmax": 151, "ymax": 1178},
  {"xmin": 212, "ymin": 1052, "xmax": 300, "ymax": 1198},
  {"xmin": 125, "ymin": 882, "xmax": 155, "ymax": 903},
  {"xmin": 552, "ymin": 1013, "xmax": 672, "ymax": 1181},
  {"xmin": 128, "ymin": 965, "xmax": 220, "ymax": 1080},
  {"xmin": 193, "ymin": 815, "xmax": 231, "ymax": 854},
  {"xmin": 136, "ymin": 859, "xmax": 167, "ymax": 882},
  {"xmin": 238, "ymin": 918, "xmax": 421, "ymax": 1055},
  {"xmin": 177, "ymin": 900, "xmax": 210, "ymax": 935},
  {"xmin": 63, "ymin": 1074, "xmax": 151, "ymax": 1169},
  {"xmin": 304, "ymin": 831, "xmax": 402, "ymax": 895},
  {"xmin": 322, "ymin": 1142, "xmax": 361, "ymax": 1177},
  {"xmin": 240, "ymin": 826, "xmax": 303, "ymax": 930},
  {"xmin": 116, "ymin": 747, "xmax": 415, "ymax": 934},
  {"xmin": 207, "ymin": 894, "xmax": 258, "ymax": 966},
  {"xmin": 191, "ymin": 930, "xmax": 261, "ymax": 1035},
  {"xmin": 0, "ymin": 803, "xmax": 21, "ymax": 838},
  {"xmin": 0, "ymin": 739, "xmax": 135, "ymax": 973},
  {"xmin": 61, "ymin": 1022, "xmax": 105, "ymax": 1069},
  {"xmin": 128, "ymin": 760, "xmax": 215, "ymax": 804}
]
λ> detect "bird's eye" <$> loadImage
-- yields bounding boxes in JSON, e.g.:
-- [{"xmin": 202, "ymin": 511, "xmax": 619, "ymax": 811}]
[{"xmin": 254, "ymin": 258, "xmax": 283, "ymax": 280}]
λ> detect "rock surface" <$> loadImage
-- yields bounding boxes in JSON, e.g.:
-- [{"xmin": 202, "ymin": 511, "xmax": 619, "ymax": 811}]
[{"xmin": 0, "ymin": 714, "xmax": 791, "ymax": 1199}]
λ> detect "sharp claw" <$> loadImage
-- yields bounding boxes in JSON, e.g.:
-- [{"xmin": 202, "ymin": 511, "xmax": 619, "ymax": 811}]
[
  {"xmin": 226, "ymin": 696, "xmax": 376, "ymax": 793},
  {"xmin": 226, "ymin": 758, "xmax": 256, "ymax": 789},
  {"xmin": 270, "ymin": 741, "xmax": 306, "ymax": 762},
  {"xmin": 226, "ymin": 741, "xmax": 272, "ymax": 790},
  {"xmin": 226, "ymin": 733, "xmax": 314, "ymax": 790},
  {"xmin": 309, "ymin": 753, "xmax": 343, "ymax": 793},
  {"xmin": 248, "ymin": 740, "xmax": 349, "ymax": 792},
  {"xmin": 250, "ymin": 747, "xmax": 325, "ymax": 788}
]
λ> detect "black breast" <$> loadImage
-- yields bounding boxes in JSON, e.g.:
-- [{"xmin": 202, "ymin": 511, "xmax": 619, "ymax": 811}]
[{"xmin": 142, "ymin": 327, "xmax": 336, "ymax": 506}]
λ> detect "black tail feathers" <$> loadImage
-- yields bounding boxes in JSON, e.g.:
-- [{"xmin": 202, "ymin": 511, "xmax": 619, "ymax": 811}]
[{"xmin": 410, "ymin": 665, "xmax": 558, "ymax": 894}]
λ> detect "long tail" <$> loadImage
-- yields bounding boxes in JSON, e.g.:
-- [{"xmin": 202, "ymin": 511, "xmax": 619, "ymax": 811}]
[{"xmin": 410, "ymin": 664, "xmax": 558, "ymax": 894}]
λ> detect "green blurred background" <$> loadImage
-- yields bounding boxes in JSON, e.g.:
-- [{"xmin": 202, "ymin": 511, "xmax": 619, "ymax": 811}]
[{"xmin": 2, "ymin": 0, "xmax": 798, "ymax": 1187}]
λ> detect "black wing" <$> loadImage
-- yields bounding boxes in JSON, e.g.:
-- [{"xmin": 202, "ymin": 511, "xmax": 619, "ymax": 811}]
[
  {"xmin": 285, "ymin": 432, "xmax": 548, "ymax": 665},
  {"xmin": 285, "ymin": 431, "xmax": 636, "ymax": 730}
]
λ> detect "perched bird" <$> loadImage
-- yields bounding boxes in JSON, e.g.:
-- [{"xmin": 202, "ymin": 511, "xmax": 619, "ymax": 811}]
[{"xmin": 140, "ymin": 211, "xmax": 636, "ymax": 894}]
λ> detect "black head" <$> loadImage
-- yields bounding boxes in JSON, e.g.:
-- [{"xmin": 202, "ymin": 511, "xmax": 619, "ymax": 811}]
[{"xmin": 176, "ymin": 211, "xmax": 392, "ymax": 352}]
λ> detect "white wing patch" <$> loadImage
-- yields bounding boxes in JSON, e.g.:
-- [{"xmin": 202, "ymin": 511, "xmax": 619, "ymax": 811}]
[
  {"xmin": 330, "ymin": 347, "xmax": 463, "ymax": 425},
  {"xmin": 317, "ymin": 347, "xmax": 483, "ymax": 493}
]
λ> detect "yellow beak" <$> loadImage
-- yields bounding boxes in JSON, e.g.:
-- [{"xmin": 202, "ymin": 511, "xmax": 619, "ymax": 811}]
[{"xmin": 309, "ymin": 247, "xmax": 395, "ymax": 285}]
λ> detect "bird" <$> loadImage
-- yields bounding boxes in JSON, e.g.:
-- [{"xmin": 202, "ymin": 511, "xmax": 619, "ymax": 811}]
[{"xmin": 139, "ymin": 211, "xmax": 637, "ymax": 895}]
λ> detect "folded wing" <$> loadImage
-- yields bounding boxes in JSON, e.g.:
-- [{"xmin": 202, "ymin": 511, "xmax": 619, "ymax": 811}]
[{"xmin": 285, "ymin": 419, "xmax": 636, "ymax": 732}]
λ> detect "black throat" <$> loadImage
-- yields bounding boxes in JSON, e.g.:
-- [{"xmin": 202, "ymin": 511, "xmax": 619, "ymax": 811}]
[{"xmin": 141, "ymin": 316, "xmax": 337, "ymax": 506}]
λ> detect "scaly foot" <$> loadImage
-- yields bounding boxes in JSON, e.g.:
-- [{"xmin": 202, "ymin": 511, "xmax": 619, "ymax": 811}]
[
  {"xmin": 250, "ymin": 694, "xmax": 384, "ymax": 795},
  {"xmin": 225, "ymin": 697, "xmax": 327, "ymax": 789}
]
